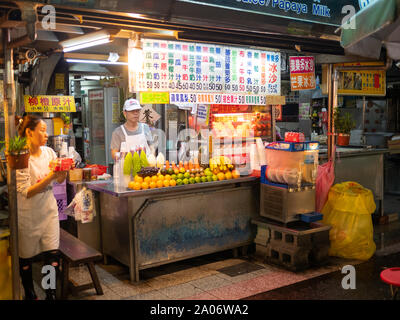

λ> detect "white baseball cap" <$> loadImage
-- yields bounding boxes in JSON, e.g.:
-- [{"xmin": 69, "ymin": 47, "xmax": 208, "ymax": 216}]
[{"xmin": 123, "ymin": 98, "xmax": 142, "ymax": 111}]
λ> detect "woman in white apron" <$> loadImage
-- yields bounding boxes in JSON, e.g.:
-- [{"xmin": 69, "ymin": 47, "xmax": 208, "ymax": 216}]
[{"xmin": 16, "ymin": 115, "xmax": 67, "ymax": 300}]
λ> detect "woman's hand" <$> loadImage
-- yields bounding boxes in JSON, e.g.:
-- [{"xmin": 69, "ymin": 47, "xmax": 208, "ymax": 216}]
[{"xmin": 50, "ymin": 170, "xmax": 68, "ymax": 183}]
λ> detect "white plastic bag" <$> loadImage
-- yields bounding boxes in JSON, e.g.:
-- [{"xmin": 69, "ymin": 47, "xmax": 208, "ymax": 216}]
[{"xmin": 64, "ymin": 187, "xmax": 96, "ymax": 223}]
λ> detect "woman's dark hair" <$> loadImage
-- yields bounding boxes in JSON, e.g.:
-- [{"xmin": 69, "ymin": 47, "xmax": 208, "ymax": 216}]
[{"xmin": 17, "ymin": 114, "xmax": 42, "ymax": 137}]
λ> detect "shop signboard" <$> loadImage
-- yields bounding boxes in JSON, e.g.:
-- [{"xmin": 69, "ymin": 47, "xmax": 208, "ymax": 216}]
[
  {"xmin": 133, "ymin": 39, "xmax": 281, "ymax": 96},
  {"xmin": 140, "ymin": 92, "xmax": 170, "ymax": 104},
  {"xmin": 179, "ymin": 0, "xmax": 362, "ymax": 26},
  {"xmin": 289, "ymin": 56, "xmax": 316, "ymax": 91},
  {"xmin": 24, "ymin": 95, "xmax": 76, "ymax": 112},
  {"xmin": 335, "ymin": 62, "xmax": 386, "ymax": 96}
]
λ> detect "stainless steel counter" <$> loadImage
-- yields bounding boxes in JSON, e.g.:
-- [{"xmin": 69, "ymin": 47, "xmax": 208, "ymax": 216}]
[
  {"xmin": 87, "ymin": 177, "xmax": 260, "ymax": 282},
  {"xmin": 319, "ymin": 147, "xmax": 389, "ymax": 159}
]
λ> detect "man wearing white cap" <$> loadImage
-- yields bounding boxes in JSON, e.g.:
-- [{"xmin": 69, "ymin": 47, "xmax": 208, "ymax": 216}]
[{"xmin": 110, "ymin": 98, "xmax": 153, "ymax": 160}]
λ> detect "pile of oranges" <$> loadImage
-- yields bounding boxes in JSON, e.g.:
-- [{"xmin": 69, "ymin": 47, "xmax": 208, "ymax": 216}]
[{"xmin": 128, "ymin": 173, "xmax": 177, "ymax": 191}]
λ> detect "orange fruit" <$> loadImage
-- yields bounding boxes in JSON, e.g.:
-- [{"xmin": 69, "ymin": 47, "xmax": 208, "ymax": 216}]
[
  {"xmin": 169, "ymin": 179, "xmax": 177, "ymax": 187},
  {"xmin": 133, "ymin": 182, "xmax": 141, "ymax": 191},
  {"xmin": 128, "ymin": 181, "xmax": 135, "ymax": 189},
  {"xmin": 156, "ymin": 180, "xmax": 164, "ymax": 188},
  {"xmin": 141, "ymin": 182, "xmax": 149, "ymax": 190},
  {"xmin": 149, "ymin": 181, "xmax": 157, "ymax": 189},
  {"xmin": 134, "ymin": 175, "xmax": 143, "ymax": 183},
  {"xmin": 151, "ymin": 175, "xmax": 158, "ymax": 182},
  {"xmin": 163, "ymin": 180, "xmax": 170, "ymax": 187},
  {"xmin": 144, "ymin": 176, "xmax": 151, "ymax": 183},
  {"xmin": 158, "ymin": 175, "xmax": 165, "ymax": 181},
  {"xmin": 225, "ymin": 171, "xmax": 233, "ymax": 180},
  {"xmin": 217, "ymin": 172, "xmax": 225, "ymax": 181},
  {"xmin": 164, "ymin": 174, "xmax": 171, "ymax": 181},
  {"xmin": 231, "ymin": 169, "xmax": 240, "ymax": 179}
]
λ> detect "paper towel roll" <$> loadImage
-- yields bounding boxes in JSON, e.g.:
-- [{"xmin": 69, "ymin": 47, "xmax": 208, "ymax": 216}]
[
  {"xmin": 250, "ymin": 143, "xmax": 260, "ymax": 171},
  {"xmin": 255, "ymin": 138, "xmax": 267, "ymax": 166}
]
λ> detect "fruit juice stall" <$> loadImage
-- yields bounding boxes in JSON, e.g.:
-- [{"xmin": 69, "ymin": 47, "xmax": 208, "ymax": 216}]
[
  {"xmin": 87, "ymin": 110, "xmax": 273, "ymax": 282},
  {"xmin": 83, "ymin": 38, "xmax": 282, "ymax": 282}
]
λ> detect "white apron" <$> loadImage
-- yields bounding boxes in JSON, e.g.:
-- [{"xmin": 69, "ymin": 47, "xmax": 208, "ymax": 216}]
[
  {"xmin": 16, "ymin": 146, "xmax": 60, "ymax": 259},
  {"xmin": 120, "ymin": 124, "xmax": 150, "ymax": 155}
]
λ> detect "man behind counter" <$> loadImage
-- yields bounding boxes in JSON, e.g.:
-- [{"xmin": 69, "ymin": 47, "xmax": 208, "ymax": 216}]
[{"xmin": 110, "ymin": 98, "xmax": 154, "ymax": 160}]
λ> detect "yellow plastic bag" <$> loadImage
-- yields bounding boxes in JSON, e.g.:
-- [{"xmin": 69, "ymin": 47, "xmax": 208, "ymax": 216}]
[{"xmin": 322, "ymin": 182, "xmax": 376, "ymax": 261}]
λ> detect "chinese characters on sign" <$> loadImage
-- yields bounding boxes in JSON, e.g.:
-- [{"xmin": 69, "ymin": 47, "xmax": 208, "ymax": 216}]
[
  {"xmin": 290, "ymin": 56, "xmax": 316, "ymax": 91},
  {"xmin": 132, "ymin": 39, "xmax": 281, "ymax": 96},
  {"xmin": 140, "ymin": 92, "xmax": 170, "ymax": 104},
  {"xmin": 140, "ymin": 105, "xmax": 161, "ymax": 126},
  {"xmin": 24, "ymin": 95, "xmax": 76, "ymax": 112}
]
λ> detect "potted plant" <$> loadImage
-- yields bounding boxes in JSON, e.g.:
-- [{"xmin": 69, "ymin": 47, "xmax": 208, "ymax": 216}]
[
  {"xmin": 1, "ymin": 136, "xmax": 29, "ymax": 169},
  {"xmin": 334, "ymin": 110, "xmax": 356, "ymax": 146}
]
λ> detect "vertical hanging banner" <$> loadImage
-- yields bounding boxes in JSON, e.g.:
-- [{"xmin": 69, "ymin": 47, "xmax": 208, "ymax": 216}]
[
  {"xmin": 290, "ymin": 56, "xmax": 316, "ymax": 91},
  {"xmin": 132, "ymin": 39, "xmax": 281, "ymax": 96}
]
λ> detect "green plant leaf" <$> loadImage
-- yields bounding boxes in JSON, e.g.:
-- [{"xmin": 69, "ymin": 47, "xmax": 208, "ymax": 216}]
[{"xmin": 7, "ymin": 136, "xmax": 27, "ymax": 155}]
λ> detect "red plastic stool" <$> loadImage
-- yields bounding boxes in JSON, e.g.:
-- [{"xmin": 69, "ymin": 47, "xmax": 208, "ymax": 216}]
[{"xmin": 380, "ymin": 268, "xmax": 400, "ymax": 300}]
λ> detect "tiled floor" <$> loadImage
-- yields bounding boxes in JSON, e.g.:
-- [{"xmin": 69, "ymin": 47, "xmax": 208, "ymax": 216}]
[
  {"xmin": 32, "ymin": 252, "xmax": 363, "ymax": 300},
  {"xmin": 29, "ymin": 212, "xmax": 400, "ymax": 301}
]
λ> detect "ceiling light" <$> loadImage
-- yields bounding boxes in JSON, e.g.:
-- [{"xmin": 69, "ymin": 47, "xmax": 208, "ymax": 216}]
[
  {"xmin": 60, "ymin": 30, "xmax": 114, "ymax": 52},
  {"xmin": 66, "ymin": 58, "xmax": 128, "ymax": 65},
  {"xmin": 108, "ymin": 52, "xmax": 120, "ymax": 63}
]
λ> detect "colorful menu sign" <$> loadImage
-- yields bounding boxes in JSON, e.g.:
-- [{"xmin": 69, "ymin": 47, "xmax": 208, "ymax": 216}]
[
  {"xmin": 24, "ymin": 95, "xmax": 76, "ymax": 112},
  {"xmin": 133, "ymin": 39, "xmax": 281, "ymax": 96},
  {"xmin": 290, "ymin": 56, "xmax": 316, "ymax": 91}
]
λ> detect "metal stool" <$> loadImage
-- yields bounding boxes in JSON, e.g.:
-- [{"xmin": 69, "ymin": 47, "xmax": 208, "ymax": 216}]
[{"xmin": 380, "ymin": 268, "xmax": 400, "ymax": 300}]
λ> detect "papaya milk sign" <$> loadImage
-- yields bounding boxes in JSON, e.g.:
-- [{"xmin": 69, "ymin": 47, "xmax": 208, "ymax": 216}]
[{"xmin": 181, "ymin": 0, "xmax": 362, "ymax": 26}]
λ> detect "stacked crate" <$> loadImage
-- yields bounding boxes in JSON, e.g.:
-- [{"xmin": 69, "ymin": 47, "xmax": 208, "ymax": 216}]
[
  {"xmin": 53, "ymin": 181, "xmax": 68, "ymax": 221},
  {"xmin": 253, "ymin": 217, "xmax": 330, "ymax": 271}
]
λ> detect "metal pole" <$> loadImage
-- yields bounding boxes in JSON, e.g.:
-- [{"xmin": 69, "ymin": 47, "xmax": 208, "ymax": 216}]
[
  {"xmin": 327, "ymin": 64, "xmax": 333, "ymax": 161},
  {"xmin": 362, "ymin": 96, "xmax": 366, "ymax": 134},
  {"xmin": 331, "ymin": 68, "xmax": 339, "ymax": 163},
  {"xmin": 3, "ymin": 28, "xmax": 21, "ymax": 300}
]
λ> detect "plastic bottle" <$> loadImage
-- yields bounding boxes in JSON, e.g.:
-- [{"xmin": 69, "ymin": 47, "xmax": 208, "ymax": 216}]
[{"xmin": 113, "ymin": 152, "xmax": 121, "ymax": 183}]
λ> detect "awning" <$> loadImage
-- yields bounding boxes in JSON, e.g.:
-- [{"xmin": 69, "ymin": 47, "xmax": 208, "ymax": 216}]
[{"xmin": 340, "ymin": 0, "xmax": 400, "ymax": 60}]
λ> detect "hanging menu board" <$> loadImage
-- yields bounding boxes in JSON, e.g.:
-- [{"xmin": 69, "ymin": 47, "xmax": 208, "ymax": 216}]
[
  {"xmin": 133, "ymin": 39, "xmax": 281, "ymax": 96},
  {"xmin": 289, "ymin": 56, "xmax": 316, "ymax": 91}
]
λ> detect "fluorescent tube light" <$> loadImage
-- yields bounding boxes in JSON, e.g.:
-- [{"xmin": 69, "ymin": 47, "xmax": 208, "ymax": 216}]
[
  {"xmin": 60, "ymin": 30, "xmax": 114, "ymax": 52},
  {"xmin": 66, "ymin": 59, "xmax": 128, "ymax": 65}
]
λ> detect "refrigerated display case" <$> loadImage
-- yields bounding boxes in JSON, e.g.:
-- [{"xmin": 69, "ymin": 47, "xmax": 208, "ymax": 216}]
[{"xmin": 88, "ymin": 88, "xmax": 120, "ymax": 166}]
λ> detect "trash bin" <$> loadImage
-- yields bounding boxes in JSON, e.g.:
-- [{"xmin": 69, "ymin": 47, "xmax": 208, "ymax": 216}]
[{"xmin": 322, "ymin": 182, "xmax": 376, "ymax": 261}]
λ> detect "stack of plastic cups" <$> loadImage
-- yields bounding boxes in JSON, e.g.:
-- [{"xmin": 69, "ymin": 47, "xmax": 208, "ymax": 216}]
[{"xmin": 120, "ymin": 142, "xmax": 130, "ymax": 188}]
